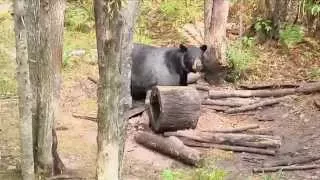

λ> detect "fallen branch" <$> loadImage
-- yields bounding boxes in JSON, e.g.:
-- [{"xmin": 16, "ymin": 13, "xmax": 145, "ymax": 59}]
[
  {"xmin": 209, "ymin": 82, "xmax": 320, "ymax": 99},
  {"xmin": 202, "ymin": 98, "xmax": 258, "ymax": 107},
  {"xmin": 87, "ymin": 76, "xmax": 97, "ymax": 84},
  {"xmin": 135, "ymin": 131, "xmax": 201, "ymax": 166},
  {"xmin": 180, "ymin": 138, "xmax": 276, "ymax": 156},
  {"xmin": 225, "ymin": 97, "xmax": 285, "ymax": 114},
  {"xmin": 253, "ymin": 164, "xmax": 320, "ymax": 173},
  {"xmin": 0, "ymin": 95, "xmax": 18, "ymax": 100},
  {"xmin": 263, "ymin": 155, "xmax": 320, "ymax": 167},
  {"xmin": 72, "ymin": 113, "xmax": 96, "ymax": 122},
  {"xmin": 164, "ymin": 130, "xmax": 281, "ymax": 149},
  {"xmin": 239, "ymin": 82, "xmax": 300, "ymax": 90},
  {"xmin": 202, "ymin": 124, "xmax": 259, "ymax": 133}
]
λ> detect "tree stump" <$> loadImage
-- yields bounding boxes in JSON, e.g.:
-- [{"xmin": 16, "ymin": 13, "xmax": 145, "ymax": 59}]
[{"xmin": 148, "ymin": 86, "xmax": 201, "ymax": 133}]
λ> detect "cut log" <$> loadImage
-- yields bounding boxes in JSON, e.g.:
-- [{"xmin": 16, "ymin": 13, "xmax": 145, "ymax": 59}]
[
  {"xmin": 180, "ymin": 138, "xmax": 276, "ymax": 156},
  {"xmin": 164, "ymin": 130, "xmax": 281, "ymax": 149},
  {"xmin": 225, "ymin": 97, "xmax": 286, "ymax": 114},
  {"xmin": 201, "ymin": 124, "xmax": 259, "ymax": 133},
  {"xmin": 253, "ymin": 164, "xmax": 320, "ymax": 173},
  {"xmin": 202, "ymin": 98, "xmax": 259, "ymax": 107},
  {"xmin": 135, "ymin": 131, "xmax": 201, "ymax": 166},
  {"xmin": 209, "ymin": 82, "xmax": 320, "ymax": 99},
  {"xmin": 148, "ymin": 86, "xmax": 201, "ymax": 133},
  {"xmin": 239, "ymin": 82, "xmax": 300, "ymax": 90},
  {"xmin": 263, "ymin": 154, "xmax": 320, "ymax": 167}
]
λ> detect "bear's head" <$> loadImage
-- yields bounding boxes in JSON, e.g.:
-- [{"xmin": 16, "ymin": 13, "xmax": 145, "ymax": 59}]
[{"xmin": 178, "ymin": 44, "xmax": 207, "ymax": 73}]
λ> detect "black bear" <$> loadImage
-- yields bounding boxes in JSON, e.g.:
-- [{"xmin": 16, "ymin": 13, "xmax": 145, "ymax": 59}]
[{"xmin": 131, "ymin": 43, "xmax": 207, "ymax": 101}]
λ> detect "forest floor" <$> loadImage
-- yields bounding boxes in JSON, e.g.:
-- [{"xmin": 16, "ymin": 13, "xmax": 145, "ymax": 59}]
[
  {"xmin": 1, "ymin": 1, "xmax": 320, "ymax": 179},
  {"xmin": 1, "ymin": 59, "xmax": 320, "ymax": 180}
]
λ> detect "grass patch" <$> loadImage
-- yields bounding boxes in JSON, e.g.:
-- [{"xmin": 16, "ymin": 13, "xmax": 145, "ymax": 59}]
[
  {"xmin": 161, "ymin": 167, "xmax": 228, "ymax": 180},
  {"xmin": 308, "ymin": 67, "xmax": 320, "ymax": 80}
]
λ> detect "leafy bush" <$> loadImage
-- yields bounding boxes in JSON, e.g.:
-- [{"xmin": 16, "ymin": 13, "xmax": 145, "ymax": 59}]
[
  {"xmin": 226, "ymin": 37, "xmax": 257, "ymax": 82},
  {"xmin": 254, "ymin": 17, "xmax": 273, "ymax": 39},
  {"xmin": 279, "ymin": 25, "xmax": 304, "ymax": 48}
]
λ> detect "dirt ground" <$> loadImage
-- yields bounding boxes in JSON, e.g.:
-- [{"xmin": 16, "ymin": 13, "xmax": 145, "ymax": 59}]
[{"xmin": 1, "ymin": 61, "xmax": 320, "ymax": 180}]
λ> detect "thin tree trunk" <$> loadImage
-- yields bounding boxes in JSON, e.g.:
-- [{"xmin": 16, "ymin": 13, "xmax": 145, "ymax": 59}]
[
  {"xmin": 94, "ymin": 0, "xmax": 123, "ymax": 179},
  {"xmin": 118, "ymin": 0, "xmax": 140, "ymax": 177},
  {"xmin": 49, "ymin": 0, "xmax": 66, "ymax": 175},
  {"xmin": 14, "ymin": 0, "xmax": 35, "ymax": 179},
  {"xmin": 25, "ymin": 0, "xmax": 64, "ymax": 177}
]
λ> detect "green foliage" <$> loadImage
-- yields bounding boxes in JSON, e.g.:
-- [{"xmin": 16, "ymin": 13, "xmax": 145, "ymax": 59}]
[
  {"xmin": 226, "ymin": 37, "xmax": 257, "ymax": 82},
  {"xmin": 308, "ymin": 67, "xmax": 320, "ymax": 80},
  {"xmin": 254, "ymin": 17, "xmax": 273, "ymax": 38},
  {"xmin": 65, "ymin": 1, "xmax": 95, "ymax": 32},
  {"xmin": 0, "ymin": 11, "xmax": 16, "ymax": 96},
  {"xmin": 303, "ymin": 0, "xmax": 320, "ymax": 16},
  {"xmin": 134, "ymin": 0, "xmax": 203, "ymax": 45},
  {"xmin": 279, "ymin": 25, "xmax": 304, "ymax": 48},
  {"xmin": 161, "ymin": 167, "xmax": 227, "ymax": 180}
]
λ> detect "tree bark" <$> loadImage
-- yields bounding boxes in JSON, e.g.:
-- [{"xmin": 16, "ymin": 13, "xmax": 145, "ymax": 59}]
[
  {"xmin": 118, "ymin": 0, "xmax": 140, "ymax": 177},
  {"xmin": 135, "ymin": 132, "xmax": 201, "ymax": 166},
  {"xmin": 14, "ymin": 0, "xmax": 35, "ymax": 179},
  {"xmin": 203, "ymin": 0, "xmax": 230, "ymax": 84},
  {"xmin": 25, "ymin": 0, "xmax": 62, "ymax": 177},
  {"xmin": 148, "ymin": 86, "xmax": 201, "ymax": 133},
  {"xmin": 49, "ymin": 0, "xmax": 66, "ymax": 175},
  {"xmin": 94, "ymin": 0, "xmax": 123, "ymax": 179}
]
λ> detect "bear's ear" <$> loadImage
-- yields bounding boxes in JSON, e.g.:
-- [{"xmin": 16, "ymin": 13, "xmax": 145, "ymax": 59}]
[
  {"xmin": 200, "ymin": 45, "xmax": 207, "ymax": 52},
  {"xmin": 179, "ymin": 44, "xmax": 188, "ymax": 52}
]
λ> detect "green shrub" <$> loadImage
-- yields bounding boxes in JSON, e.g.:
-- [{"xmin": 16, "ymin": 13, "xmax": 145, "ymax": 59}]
[
  {"xmin": 254, "ymin": 17, "xmax": 273, "ymax": 40},
  {"xmin": 279, "ymin": 25, "xmax": 304, "ymax": 48},
  {"xmin": 226, "ymin": 37, "xmax": 257, "ymax": 82}
]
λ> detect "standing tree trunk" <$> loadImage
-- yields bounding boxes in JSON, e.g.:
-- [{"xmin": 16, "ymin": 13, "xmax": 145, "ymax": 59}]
[
  {"xmin": 14, "ymin": 0, "xmax": 35, "ymax": 179},
  {"xmin": 203, "ymin": 0, "xmax": 230, "ymax": 84},
  {"xmin": 49, "ymin": 0, "xmax": 66, "ymax": 175},
  {"xmin": 94, "ymin": 0, "xmax": 123, "ymax": 179},
  {"xmin": 118, "ymin": 0, "xmax": 140, "ymax": 177},
  {"xmin": 24, "ymin": 0, "xmax": 66, "ymax": 178}
]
